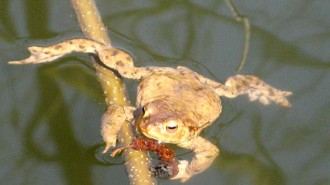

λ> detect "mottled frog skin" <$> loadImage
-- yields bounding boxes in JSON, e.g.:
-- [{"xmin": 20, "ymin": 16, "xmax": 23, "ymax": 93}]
[{"xmin": 9, "ymin": 38, "xmax": 292, "ymax": 182}]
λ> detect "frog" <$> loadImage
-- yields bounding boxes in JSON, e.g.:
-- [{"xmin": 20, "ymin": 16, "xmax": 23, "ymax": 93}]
[{"xmin": 9, "ymin": 38, "xmax": 292, "ymax": 182}]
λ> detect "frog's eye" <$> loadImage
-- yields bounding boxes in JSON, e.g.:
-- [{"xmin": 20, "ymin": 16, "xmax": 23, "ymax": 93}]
[{"xmin": 165, "ymin": 120, "xmax": 178, "ymax": 133}]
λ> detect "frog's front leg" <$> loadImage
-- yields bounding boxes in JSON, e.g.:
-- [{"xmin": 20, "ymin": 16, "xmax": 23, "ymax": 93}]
[
  {"xmin": 101, "ymin": 104, "xmax": 135, "ymax": 153},
  {"xmin": 172, "ymin": 137, "xmax": 219, "ymax": 182},
  {"xmin": 177, "ymin": 66, "xmax": 292, "ymax": 107}
]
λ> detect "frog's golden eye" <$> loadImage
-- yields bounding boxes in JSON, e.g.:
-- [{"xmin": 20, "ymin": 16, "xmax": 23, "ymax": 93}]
[{"xmin": 165, "ymin": 120, "xmax": 178, "ymax": 133}]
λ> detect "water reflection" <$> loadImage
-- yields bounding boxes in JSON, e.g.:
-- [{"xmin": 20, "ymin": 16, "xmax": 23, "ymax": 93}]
[{"xmin": 0, "ymin": 0, "xmax": 329, "ymax": 185}]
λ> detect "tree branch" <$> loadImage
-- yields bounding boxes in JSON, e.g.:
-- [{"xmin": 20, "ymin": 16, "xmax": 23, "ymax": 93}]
[{"xmin": 69, "ymin": 0, "xmax": 155, "ymax": 184}]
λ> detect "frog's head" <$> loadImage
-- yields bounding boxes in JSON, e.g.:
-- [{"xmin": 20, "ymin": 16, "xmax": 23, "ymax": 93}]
[{"xmin": 135, "ymin": 99, "xmax": 199, "ymax": 144}]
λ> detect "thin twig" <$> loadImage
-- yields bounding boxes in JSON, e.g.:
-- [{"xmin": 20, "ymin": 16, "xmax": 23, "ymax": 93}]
[
  {"xmin": 225, "ymin": 0, "xmax": 251, "ymax": 73},
  {"xmin": 69, "ymin": 0, "xmax": 155, "ymax": 184}
]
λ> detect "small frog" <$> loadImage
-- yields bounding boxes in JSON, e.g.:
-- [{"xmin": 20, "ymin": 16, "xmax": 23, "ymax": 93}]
[{"xmin": 9, "ymin": 38, "xmax": 291, "ymax": 182}]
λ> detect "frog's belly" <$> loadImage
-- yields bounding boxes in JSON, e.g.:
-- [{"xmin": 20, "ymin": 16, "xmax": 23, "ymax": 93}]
[{"xmin": 136, "ymin": 72, "xmax": 221, "ymax": 126}]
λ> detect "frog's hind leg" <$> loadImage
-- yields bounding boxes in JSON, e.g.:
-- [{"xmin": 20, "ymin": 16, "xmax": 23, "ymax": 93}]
[
  {"xmin": 98, "ymin": 48, "xmax": 153, "ymax": 80},
  {"xmin": 221, "ymin": 75, "xmax": 292, "ymax": 107},
  {"xmin": 8, "ymin": 39, "xmax": 105, "ymax": 64},
  {"xmin": 176, "ymin": 67, "xmax": 291, "ymax": 107},
  {"xmin": 9, "ymin": 38, "xmax": 157, "ymax": 80}
]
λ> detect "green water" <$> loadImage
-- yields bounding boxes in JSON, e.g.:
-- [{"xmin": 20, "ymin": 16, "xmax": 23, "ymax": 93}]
[{"xmin": 0, "ymin": 1, "xmax": 329, "ymax": 185}]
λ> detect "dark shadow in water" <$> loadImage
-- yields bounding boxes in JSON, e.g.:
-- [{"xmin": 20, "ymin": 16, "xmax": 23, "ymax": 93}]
[
  {"xmin": 25, "ymin": 0, "xmax": 56, "ymax": 38},
  {"xmin": 216, "ymin": 113, "xmax": 286, "ymax": 185},
  {"xmin": 0, "ymin": 0, "xmax": 17, "ymax": 38},
  {"xmin": 22, "ymin": 63, "xmax": 93, "ymax": 185}
]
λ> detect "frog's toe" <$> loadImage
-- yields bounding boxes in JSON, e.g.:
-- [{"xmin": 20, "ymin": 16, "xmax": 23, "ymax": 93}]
[
  {"xmin": 102, "ymin": 137, "xmax": 117, "ymax": 154},
  {"xmin": 266, "ymin": 90, "xmax": 292, "ymax": 107},
  {"xmin": 171, "ymin": 160, "xmax": 191, "ymax": 182},
  {"xmin": 102, "ymin": 143, "xmax": 113, "ymax": 154}
]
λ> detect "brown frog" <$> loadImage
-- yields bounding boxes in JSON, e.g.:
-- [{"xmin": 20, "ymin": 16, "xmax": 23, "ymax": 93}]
[{"xmin": 9, "ymin": 38, "xmax": 291, "ymax": 182}]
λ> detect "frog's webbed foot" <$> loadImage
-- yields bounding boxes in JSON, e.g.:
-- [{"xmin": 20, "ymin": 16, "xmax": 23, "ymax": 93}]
[
  {"xmin": 223, "ymin": 75, "xmax": 292, "ymax": 107},
  {"xmin": 101, "ymin": 104, "xmax": 135, "ymax": 153},
  {"xmin": 8, "ymin": 39, "xmax": 104, "ymax": 64}
]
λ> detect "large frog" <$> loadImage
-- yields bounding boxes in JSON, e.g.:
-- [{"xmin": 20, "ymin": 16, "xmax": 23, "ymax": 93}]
[{"xmin": 9, "ymin": 38, "xmax": 291, "ymax": 182}]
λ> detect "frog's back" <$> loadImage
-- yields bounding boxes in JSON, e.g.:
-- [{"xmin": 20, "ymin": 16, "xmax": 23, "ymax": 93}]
[{"xmin": 136, "ymin": 69, "xmax": 221, "ymax": 128}]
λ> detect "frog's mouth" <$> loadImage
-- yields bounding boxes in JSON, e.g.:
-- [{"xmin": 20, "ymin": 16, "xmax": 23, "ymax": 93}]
[{"xmin": 134, "ymin": 111, "xmax": 149, "ymax": 134}]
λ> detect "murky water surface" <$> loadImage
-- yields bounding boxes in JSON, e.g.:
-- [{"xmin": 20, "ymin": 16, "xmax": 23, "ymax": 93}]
[{"xmin": 0, "ymin": 1, "xmax": 329, "ymax": 185}]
